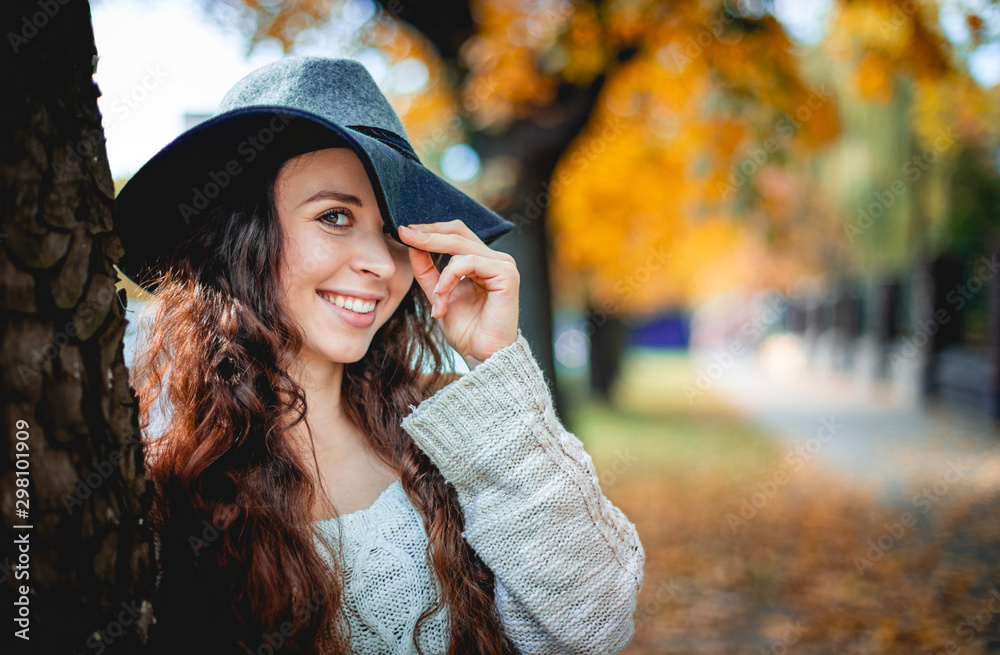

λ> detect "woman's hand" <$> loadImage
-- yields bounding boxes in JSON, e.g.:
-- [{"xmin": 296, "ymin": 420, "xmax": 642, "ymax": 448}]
[{"xmin": 399, "ymin": 220, "xmax": 519, "ymax": 368}]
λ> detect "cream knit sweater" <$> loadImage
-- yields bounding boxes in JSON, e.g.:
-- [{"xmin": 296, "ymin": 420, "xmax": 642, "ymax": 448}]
[{"xmin": 311, "ymin": 330, "xmax": 646, "ymax": 654}]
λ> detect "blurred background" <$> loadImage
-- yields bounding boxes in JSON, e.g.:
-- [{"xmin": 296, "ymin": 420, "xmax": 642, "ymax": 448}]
[{"xmin": 97, "ymin": 0, "xmax": 1000, "ymax": 652}]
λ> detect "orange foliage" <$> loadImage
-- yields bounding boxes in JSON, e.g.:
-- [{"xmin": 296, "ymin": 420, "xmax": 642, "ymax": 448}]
[
  {"xmin": 856, "ymin": 51, "xmax": 896, "ymax": 103},
  {"xmin": 544, "ymin": 4, "xmax": 841, "ymax": 312}
]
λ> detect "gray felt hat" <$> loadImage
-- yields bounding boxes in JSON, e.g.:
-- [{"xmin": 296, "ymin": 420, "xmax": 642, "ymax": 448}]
[{"xmin": 114, "ymin": 56, "xmax": 514, "ymax": 293}]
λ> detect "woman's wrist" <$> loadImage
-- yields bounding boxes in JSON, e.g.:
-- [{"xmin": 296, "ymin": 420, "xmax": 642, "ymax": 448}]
[
  {"xmin": 461, "ymin": 331, "xmax": 520, "ymax": 371},
  {"xmin": 462, "ymin": 353, "xmax": 484, "ymax": 371}
]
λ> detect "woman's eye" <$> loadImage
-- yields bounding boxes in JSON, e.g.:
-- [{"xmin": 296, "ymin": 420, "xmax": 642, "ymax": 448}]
[{"xmin": 318, "ymin": 209, "xmax": 352, "ymax": 229}]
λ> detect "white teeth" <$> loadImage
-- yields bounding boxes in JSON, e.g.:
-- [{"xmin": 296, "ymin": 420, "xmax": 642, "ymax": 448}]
[{"xmin": 319, "ymin": 292, "xmax": 376, "ymax": 314}]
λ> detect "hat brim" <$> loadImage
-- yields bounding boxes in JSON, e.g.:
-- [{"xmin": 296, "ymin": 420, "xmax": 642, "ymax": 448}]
[{"xmin": 114, "ymin": 106, "xmax": 514, "ymax": 293}]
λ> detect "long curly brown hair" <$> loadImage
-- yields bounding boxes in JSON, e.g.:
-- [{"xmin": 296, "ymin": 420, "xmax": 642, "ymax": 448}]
[{"xmin": 130, "ymin": 151, "xmax": 518, "ymax": 654}]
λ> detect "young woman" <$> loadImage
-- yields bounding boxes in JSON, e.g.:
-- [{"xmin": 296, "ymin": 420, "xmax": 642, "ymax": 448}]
[{"xmin": 118, "ymin": 57, "xmax": 644, "ymax": 655}]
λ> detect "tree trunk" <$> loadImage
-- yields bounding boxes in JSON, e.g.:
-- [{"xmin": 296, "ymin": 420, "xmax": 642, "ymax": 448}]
[
  {"xmin": 1, "ymin": 1, "xmax": 155, "ymax": 652},
  {"xmin": 588, "ymin": 300, "xmax": 627, "ymax": 401}
]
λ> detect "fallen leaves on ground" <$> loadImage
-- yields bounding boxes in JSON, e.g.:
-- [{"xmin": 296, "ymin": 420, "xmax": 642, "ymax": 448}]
[{"xmin": 575, "ymin": 400, "xmax": 1000, "ymax": 655}]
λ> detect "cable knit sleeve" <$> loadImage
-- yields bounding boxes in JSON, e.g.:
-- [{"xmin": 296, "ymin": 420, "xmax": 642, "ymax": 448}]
[{"xmin": 399, "ymin": 329, "xmax": 646, "ymax": 654}]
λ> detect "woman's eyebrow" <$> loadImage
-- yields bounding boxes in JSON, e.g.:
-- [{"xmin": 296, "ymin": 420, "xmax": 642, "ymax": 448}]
[{"xmin": 297, "ymin": 189, "xmax": 364, "ymax": 209}]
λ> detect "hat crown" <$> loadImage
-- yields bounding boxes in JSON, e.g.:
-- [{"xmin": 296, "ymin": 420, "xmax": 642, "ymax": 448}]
[{"xmin": 216, "ymin": 56, "xmax": 412, "ymax": 145}]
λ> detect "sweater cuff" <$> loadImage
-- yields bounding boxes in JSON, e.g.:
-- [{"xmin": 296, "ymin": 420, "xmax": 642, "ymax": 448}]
[{"xmin": 399, "ymin": 329, "xmax": 553, "ymax": 485}]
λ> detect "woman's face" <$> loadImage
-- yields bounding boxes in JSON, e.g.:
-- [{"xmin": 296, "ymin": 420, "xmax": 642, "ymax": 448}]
[{"xmin": 274, "ymin": 147, "xmax": 414, "ymax": 367}]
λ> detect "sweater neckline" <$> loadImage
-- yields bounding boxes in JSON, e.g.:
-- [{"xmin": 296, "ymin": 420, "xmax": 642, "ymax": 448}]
[{"xmin": 311, "ymin": 477, "xmax": 402, "ymax": 524}]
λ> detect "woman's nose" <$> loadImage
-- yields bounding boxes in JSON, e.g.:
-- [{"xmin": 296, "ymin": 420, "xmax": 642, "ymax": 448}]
[{"xmin": 350, "ymin": 225, "xmax": 398, "ymax": 278}]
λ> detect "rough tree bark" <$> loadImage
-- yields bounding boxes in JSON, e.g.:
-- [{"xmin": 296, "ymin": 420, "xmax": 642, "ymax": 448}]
[{"xmin": 1, "ymin": 1, "xmax": 155, "ymax": 653}]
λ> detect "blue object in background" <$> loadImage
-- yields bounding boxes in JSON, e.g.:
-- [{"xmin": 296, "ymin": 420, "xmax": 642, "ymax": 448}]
[{"xmin": 626, "ymin": 311, "xmax": 690, "ymax": 349}]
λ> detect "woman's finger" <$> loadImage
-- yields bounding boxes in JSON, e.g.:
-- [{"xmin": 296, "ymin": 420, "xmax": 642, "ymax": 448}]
[
  {"xmin": 406, "ymin": 245, "xmax": 440, "ymax": 304},
  {"xmin": 399, "ymin": 227, "xmax": 484, "ymax": 257},
  {"xmin": 410, "ymin": 218, "xmax": 481, "ymax": 242},
  {"xmin": 433, "ymin": 253, "xmax": 518, "ymax": 317},
  {"xmin": 398, "ymin": 220, "xmax": 509, "ymax": 262}
]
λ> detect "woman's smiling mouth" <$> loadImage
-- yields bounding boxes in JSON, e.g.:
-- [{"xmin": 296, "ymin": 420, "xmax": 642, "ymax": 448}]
[
  {"xmin": 317, "ymin": 291, "xmax": 378, "ymax": 314},
  {"xmin": 317, "ymin": 291, "xmax": 379, "ymax": 328}
]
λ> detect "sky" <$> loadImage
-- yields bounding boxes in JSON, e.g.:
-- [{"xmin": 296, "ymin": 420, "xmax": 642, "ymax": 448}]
[
  {"xmin": 92, "ymin": 0, "xmax": 287, "ymax": 178},
  {"xmin": 92, "ymin": 0, "xmax": 1000, "ymax": 181}
]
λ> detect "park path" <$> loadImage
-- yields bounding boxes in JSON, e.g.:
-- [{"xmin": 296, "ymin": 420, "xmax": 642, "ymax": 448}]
[{"xmin": 701, "ymin": 347, "xmax": 1000, "ymax": 506}]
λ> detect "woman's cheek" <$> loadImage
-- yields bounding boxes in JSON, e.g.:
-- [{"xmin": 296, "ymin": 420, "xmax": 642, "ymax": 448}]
[{"xmin": 393, "ymin": 248, "xmax": 414, "ymax": 284}]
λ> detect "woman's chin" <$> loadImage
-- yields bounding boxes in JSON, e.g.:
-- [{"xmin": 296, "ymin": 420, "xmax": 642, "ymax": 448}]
[{"xmin": 323, "ymin": 342, "xmax": 372, "ymax": 365}]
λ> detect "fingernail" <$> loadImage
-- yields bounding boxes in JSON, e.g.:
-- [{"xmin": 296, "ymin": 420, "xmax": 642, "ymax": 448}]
[{"xmin": 400, "ymin": 225, "xmax": 413, "ymax": 232}]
